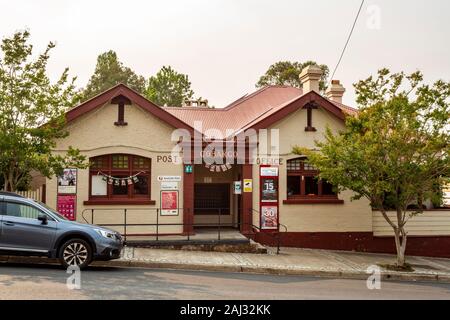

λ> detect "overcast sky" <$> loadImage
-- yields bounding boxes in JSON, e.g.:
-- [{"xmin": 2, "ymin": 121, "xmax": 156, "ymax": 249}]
[{"xmin": 0, "ymin": 0, "xmax": 449, "ymax": 107}]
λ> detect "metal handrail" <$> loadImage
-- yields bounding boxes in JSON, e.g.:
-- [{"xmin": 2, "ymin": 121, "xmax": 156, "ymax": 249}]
[{"xmin": 81, "ymin": 207, "xmax": 287, "ymax": 254}]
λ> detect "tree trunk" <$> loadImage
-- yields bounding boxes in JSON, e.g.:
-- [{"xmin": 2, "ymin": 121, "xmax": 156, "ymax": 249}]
[{"xmin": 393, "ymin": 227, "xmax": 408, "ymax": 267}]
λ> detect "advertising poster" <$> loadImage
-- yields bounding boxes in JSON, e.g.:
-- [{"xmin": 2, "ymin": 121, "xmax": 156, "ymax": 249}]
[
  {"xmin": 161, "ymin": 191, "xmax": 179, "ymax": 216},
  {"xmin": 261, "ymin": 206, "xmax": 278, "ymax": 230},
  {"xmin": 57, "ymin": 195, "xmax": 76, "ymax": 221},
  {"xmin": 57, "ymin": 168, "xmax": 77, "ymax": 194},
  {"xmin": 261, "ymin": 178, "xmax": 278, "ymax": 202}
]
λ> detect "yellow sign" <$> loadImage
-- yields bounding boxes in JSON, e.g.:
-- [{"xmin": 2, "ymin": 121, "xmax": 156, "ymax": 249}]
[{"xmin": 243, "ymin": 179, "xmax": 253, "ymax": 192}]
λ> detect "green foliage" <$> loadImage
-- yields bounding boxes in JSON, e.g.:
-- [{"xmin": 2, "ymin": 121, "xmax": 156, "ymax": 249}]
[
  {"xmin": 80, "ymin": 50, "xmax": 146, "ymax": 102},
  {"xmin": 293, "ymin": 69, "xmax": 449, "ymax": 265},
  {"xmin": 146, "ymin": 66, "xmax": 194, "ymax": 107},
  {"xmin": 256, "ymin": 61, "xmax": 329, "ymax": 92},
  {"xmin": 0, "ymin": 31, "xmax": 88, "ymax": 191}
]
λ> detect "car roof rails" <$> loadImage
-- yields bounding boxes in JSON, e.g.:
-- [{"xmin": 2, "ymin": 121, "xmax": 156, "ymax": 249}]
[{"xmin": 0, "ymin": 191, "xmax": 25, "ymax": 198}]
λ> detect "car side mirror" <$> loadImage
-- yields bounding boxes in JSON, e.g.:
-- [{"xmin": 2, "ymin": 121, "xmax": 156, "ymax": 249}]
[{"xmin": 38, "ymin": 214, "xmax": 48, "ymax": 225}]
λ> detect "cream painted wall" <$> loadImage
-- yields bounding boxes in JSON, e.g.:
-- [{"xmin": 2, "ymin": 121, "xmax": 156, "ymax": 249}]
[
  {"xmin": 252, "ymin": 107, "xmax": 373, "ymax": 232},
  {"xmin": 47, "ymin": 103, "xmax": 185, "ymax": 235}
]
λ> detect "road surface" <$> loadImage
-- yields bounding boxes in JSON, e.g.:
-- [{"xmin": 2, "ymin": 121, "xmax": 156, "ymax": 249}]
[{"xmin": 0, "ymin": 262, "xmax": 449, "ymax": 300}]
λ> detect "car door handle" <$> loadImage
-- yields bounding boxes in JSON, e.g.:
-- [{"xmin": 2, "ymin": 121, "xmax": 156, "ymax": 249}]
[{"xmin": 3, "ymin": 221, "xmax": 15, "ymax": 226}]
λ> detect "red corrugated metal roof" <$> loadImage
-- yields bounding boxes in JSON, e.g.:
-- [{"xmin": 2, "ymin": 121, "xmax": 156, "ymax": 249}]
[{"xmin": 164, "ymin": 85, "xmax": 357, "ymax": 137}]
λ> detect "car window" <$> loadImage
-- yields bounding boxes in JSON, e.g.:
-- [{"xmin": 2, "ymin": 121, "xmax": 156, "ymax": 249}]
[
  {"xmin": 5, "ymin": 202, "xmax": 44, "ymax": 220},
  {"xmin": 35, "ymin": 201, "xmax": 68, "ymax": 221}
]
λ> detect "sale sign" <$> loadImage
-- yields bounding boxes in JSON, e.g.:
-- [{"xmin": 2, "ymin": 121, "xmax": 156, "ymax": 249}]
[
  {"xmin": 261, "ymin": 206, "xmax": 278, "ymax": 230},
  {"xmin": 57, "ymin": 195, "xmax": 76, "ymax": 221},
  {"xmin": 160, "ymin": 191, "xmax": 179, "ymax": 216}
]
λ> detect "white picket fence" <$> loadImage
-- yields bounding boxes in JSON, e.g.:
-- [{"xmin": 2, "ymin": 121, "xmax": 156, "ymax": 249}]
[{"xmin": 14, "ymin": 185, "xmax": 45, "ymax": 203}]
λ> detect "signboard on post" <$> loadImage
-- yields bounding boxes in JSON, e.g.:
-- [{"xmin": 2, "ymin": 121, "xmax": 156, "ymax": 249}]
[
  {"xmin": 260, "ymin": 165, "xmax": 279, "ymax": 231},
  {"xmin": 261, "ymin": 206, "xmax": 278, "ymax": 230},
  {"xmin": 160, "ymin": 190, "xmax": 179, "ymax": 216}
]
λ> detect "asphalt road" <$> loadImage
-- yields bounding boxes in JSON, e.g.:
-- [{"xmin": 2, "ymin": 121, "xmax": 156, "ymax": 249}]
[{"xmin": 0, "ymin": 262, "xmax": 449, "ymax": 300}]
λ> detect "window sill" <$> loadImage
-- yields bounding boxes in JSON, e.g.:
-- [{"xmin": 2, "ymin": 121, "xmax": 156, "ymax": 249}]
[
  {"xmin": 283, "ymin": 198, "xmax": 344, "ymax": 204},
  {"xmin": 84, "ymin": 199, "xmax": 156, "ymax": 206}
]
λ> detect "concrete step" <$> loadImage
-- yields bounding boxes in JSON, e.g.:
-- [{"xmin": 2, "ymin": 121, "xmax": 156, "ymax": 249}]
[{"xmin": 126, "ymin": 238, "xmax": 267, "ymax": 254}]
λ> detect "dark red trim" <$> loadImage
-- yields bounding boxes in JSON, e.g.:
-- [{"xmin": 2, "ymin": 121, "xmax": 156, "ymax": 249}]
[
  {"xmin": 253, "ymin": 232, "xmax": 450, "ymax": 259},
  {"xmin": 121, "ymin": 233, "xmax": 183, "ymax": 237},
  {"xmin": 114, "ymin": 102, "xmax": 128, "ymax": 126},
  {"xmin": 41, "ymin": 184, "xmax": 46, "ymax": 204},
  {"xmin": 283, "ymin": 199, "xmax": 344, "ymax": 204},
  {"xmin": 83, "ymin": 200, "xmax": 156, "ymax": 205},
  {"xmin": 89, "ymin": 154, "xmax": 151, "ymax": 202},
  {"xmin": 250, "ymin": 91, "xmax": 345, "ymax": 131},
  {"xmin": 183, "ymin": 165, "xmax": 195, "ymax": 234},
  {"xmin": 372, "ymin": 209, "xmax": 450, "ymax": 212},
  {"xmin": 66, "ymin": 84, "xmax": 194, "ymax": 134},
  {"xmin": 240, "ymin": 164, "xmax": 253, "ymax": 234},
  {"xmin": 305, "ymin": 107, "xmax": 317, "ymax": 131}
]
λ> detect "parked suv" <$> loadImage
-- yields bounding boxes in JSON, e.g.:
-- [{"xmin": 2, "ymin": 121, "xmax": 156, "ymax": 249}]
[{"xmin": 0, "ymin": 192, "xmax": 123, "ymax": 269}]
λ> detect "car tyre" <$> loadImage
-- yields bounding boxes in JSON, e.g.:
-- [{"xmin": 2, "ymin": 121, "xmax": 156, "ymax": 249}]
[{"xmin": 59, "ymin": 238, "xmax": 92, "ymax": 269}]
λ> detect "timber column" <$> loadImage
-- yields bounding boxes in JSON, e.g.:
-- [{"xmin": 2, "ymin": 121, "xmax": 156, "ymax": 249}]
[
  {"xmin": 183, "ymin": 164, "xmax": 195, "ymax": 235},
  {"xmin": 241, "ymin": 163, "xmax": 253, "ymax": 234}
]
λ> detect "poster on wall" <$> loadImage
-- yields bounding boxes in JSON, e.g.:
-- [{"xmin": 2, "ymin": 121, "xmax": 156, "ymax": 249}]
[
  {"xmin": 57, "ymin": 195, "xmax": 76, "ymax": 221},
  {"xmin": 160, "ymin": 191, "xmax": 179, "ymax": 216},
  {"xmin": 261, "ymin": 206, "xmax": 278, "ymax": 230},
  {"xmin": 261, "ymin": 178, "xmax": 278, "ymax": 202},
  {"xmin": 57, "ymin": 168, "xmax": 77, "ymax": 194}
]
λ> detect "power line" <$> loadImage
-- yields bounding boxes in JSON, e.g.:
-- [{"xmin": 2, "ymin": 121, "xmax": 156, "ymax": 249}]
[{"xmin": 328, "ymin": 0, "xmax": 365, "ymax": 87}]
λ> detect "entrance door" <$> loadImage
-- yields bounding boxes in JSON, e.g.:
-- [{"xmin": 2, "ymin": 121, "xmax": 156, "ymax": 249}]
[{"xmin": 194, "ymin": 183, "xmax": 230, "ymax": 216}]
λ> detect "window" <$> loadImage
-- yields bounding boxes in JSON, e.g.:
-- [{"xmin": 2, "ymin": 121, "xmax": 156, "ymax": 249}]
[
  {"xmin": 285, "ymin": 157, "xmax": 342, "ymax": 204},
  {"xmin": 4, "ymin": 202, "xmax": 44, "ymax": 220},
  {"xmin": 87, "ymin": 154, "xmax": 154, "ymax": 205}
]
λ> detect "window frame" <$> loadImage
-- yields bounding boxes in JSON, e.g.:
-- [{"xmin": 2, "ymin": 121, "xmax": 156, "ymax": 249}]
[
  {"xmin": 85, "ymin": 154, "xmax": 155, "ymax": 205},
  {"xmin": 284, "ymin": 158, "xmax": 343, "ymax": 204}
]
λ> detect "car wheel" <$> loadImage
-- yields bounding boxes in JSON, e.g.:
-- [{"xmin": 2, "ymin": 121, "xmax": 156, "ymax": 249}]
[{"xmin": 59, "ymin": 238, "xmax": 92, "ymax": 269}]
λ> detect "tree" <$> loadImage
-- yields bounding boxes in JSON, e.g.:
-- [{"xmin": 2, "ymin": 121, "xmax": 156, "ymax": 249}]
[
  {"xmin": 256, "ymin": 61, "xmax": 329, "ymax": 92},
  {"xmin": 146, "ymin": 66, "xmax": 194, "ymax": 107},
  {"xmin": 0, "ymin": 31, "xmax": 87, "ymax": 191},
  {"xmin": 80, "ymin": 50, "xmax": 146, "ymax": 102},
  {"xmin": 293, "ymin": 69, "xmax": 450, "ymax": 268}
]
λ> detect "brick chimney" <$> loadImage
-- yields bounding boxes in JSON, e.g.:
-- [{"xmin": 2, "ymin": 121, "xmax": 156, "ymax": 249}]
[
  {"xmin": 299, "ymin": 65, "xmax": 323, "ymax": 93},
  {"xmin": 326, "ymin": 80, "xmax": 346, "ymax": 104}
]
